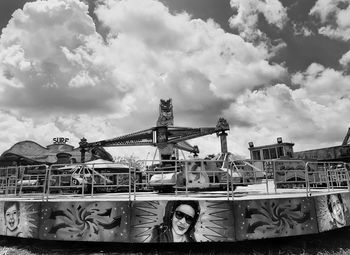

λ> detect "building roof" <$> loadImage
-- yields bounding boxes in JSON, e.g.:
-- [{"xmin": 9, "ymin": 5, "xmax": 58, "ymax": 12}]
[
  {"xmin": 248, "ymin": 142, "xmax": 295, "ymax": 151},
  {"xmin": 0, "ymin": 140, "xmax": 112, "ymax": 166}
]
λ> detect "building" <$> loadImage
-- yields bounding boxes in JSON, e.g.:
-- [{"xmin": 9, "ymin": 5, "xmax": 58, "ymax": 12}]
[
  {"xmin": 0, "ymin": 137, "xmax": 113, "ymax": 167},
  {"xmin": 248, "ymin": 137, "xmax": 294, "ymax": 161},
  {"xmin": 248, "ymin": 128, "xmax": 350, "ymax": 163},
  {"xmin": 293, "ymin": 144, "xmax": 350, "ymax": 162}
]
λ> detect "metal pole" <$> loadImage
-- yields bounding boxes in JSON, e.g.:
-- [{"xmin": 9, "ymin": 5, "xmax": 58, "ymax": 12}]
[
  {"xmin": 219, "ymin": 131, "xmax": 228, "ymax": 154},
  {"xmin": 82, "ymin": 166, "xmax": 85, "ymax": 196},
  {"xmin": 91, "ymin": 165, "xmax": 95, "ymax": 197},
  {"xmin": 134, "ymin": 164, "xmax": 136, "ymax": 201},
  {"xmin": 15, "ymin": 167, "xmax": 19, "ymax": 196},
  {"xmin": 175, "ymin": 160, "xmax": 178, "ymax": 196},
  {"xmin": 345, "ymin": 164, "xmax": 350, "ymax": 192},
  {"xmin": 266, "ymin": 161, "xmax": 270, "ymax": 194},
  {"xmin": 305, "ymin": 162, "xmax": 310, "ymax": 197},
  {"xmin": 79, "ymin": 138, "xmax": 88, "ymax": 163},
  {"xmin": 185, "ymin": 161, "xmax": 188, "ymax": 196},
  {"xmin": 227, "ymin": 163, "xmax": 230, "ymax": 201},
  {"xmin": 230, "ymin": 163, "xmax": 234, "ymax": 200},
  {"xmin": 42, "ymin": 165, "xmax": 48, "ymax": 200},
  {"xmin": 5, "ymin": 167, "xmax": 8, "ymax": 196},
  {"xmin": 128, "ymin": 163, "xmax": 131, "ymax": 201},
  {"xmin": 46, "ymin": 165, "xmax": 52, "ymax": 201}
]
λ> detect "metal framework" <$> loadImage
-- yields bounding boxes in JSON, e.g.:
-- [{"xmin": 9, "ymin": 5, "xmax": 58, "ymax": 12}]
[
  {"xmin": 79, "ymin": 118, "xmax": 230, "ymax": 162},
  {"xmin": 342, "ymin": 127, "xmax": 350, "ymax": 146}
]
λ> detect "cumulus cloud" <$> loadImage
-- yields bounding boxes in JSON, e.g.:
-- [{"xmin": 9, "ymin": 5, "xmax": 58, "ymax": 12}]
[
  {"xmin": 10, "ymin": 0, "xmax": 350, "ymax": 162},
  {"xmin": 340, "ymin": 50, "xmax": 350, "ymax": 67},
  {"xmin": 96, "ymin": 0, "xmax": 286, "ymax": 102},
  {"xmin": 0, "ymin": 0, "xmax": 134, "ymax": 118},
  {"xmin": 292, "ymin": 22, "xmax": 314, "ymax": 37},
  {"xmin": 0, "ymin": 0, "xmax": 288, "ymax": 158},
  {"xmin": 292, "ymin": 63, "xmax": 350, "ymax": 104},
  {"xmin": 220, "ymin": 63, "xmax": 350, "ymax": 157},
  {"xmin": 310, "ymin": 0, "xmax": 350, "ymax": 41},
  {"xmin": 229, "ymin": 0, "xmax": 288, "ymax": 41},
  {"xmin": 0, "ymin": 110, "xmax": 77, "ymax": 152}
]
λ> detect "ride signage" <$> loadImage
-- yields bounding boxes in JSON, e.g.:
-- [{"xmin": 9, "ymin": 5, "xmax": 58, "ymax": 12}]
[{"xmin": 53, "ymin": 137, "xmax": 69, "ymax": 145}]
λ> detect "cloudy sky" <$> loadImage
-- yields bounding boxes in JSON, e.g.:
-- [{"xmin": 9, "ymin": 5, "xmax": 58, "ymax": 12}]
[{"xmin": 0, "ymin": 0, "xmax": 349, "ymax": 160}]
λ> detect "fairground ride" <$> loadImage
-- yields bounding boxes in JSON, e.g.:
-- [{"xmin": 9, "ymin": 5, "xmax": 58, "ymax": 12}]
[{"xmin": 78, "ymin": 99, "xmax": 230, "ymax": 163}]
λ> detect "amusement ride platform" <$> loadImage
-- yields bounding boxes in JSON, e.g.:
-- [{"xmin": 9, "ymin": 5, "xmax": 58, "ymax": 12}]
[{"xmin": 0, "ymin": 99, "xmax": 349, "ymax": 244}]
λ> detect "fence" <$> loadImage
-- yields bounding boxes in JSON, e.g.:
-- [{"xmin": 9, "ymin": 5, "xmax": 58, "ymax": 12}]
[{"xmin": 0, "ymin": 159, "xmax": 348, "ymax": 200}]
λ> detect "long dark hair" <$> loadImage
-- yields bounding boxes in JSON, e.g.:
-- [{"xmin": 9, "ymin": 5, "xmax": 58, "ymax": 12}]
[{"xmin": 163, "ymin": 200, "xmax": 200, "ymax": 235}]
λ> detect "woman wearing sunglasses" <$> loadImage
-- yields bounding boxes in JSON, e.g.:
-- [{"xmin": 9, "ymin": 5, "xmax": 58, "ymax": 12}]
[{"xmin": 151, "ymin": 201, "xmax": 200, "ymax": 242}]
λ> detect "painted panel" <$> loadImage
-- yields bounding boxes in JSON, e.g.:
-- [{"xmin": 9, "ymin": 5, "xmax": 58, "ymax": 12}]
[
  {"xmin": 342, "ymin": 192, "xmax": 350, "ymax": 224},
  {"xmin": 39, "ymin": 201, "xmax": 130, "ymax": 242},
  {"xmin": 315, "ymin": 193, "xmax": 350, "ymax": 232},
  {"xmin": 0, "ymin": 201, "xmax": 40, "ymax": 238},
  {"xmin": 235, "ymin": 197, "xmax": 317, "ymax": 241},
  {"xmin": 130, "ymin": 200, "xmax": 235, "ymax": 243}
]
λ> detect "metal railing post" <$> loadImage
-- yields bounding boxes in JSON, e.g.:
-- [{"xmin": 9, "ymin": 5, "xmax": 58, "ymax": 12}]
[
  {"xmin": 46, "ymin": 165, "xmax": 52, "ymax": 201},
  {"xmin": 175, "ymin": 160, "xmax": 178, "ymax": 196},
  {"xmin": 134, "ymin": 165, "xmax": 136, "ymax": 201},
  {"xmin": 305, "ymin": 162, "xmax": 310, "ymax": 196},
  {"xmin": 185, "ymin": 161, "xmax": 188, "ymax": 196},
  {"xmin": 18, "ymin": 167, "xmax": 23, "ymax": 197},
  {"xmin": 226, "ymin": 163, "xmax": 230, "ymax": 201},
  {"xmin": 14, "ymin": 167, "xmax": 19, "ymax": 196},
  {"xmin": 323, "ymin": 163, "xmax": 329, "ymax": 191},
  {"xmin": 128, "ymin": 163, "xmax": 131, "ymax": 201},
  {"xmin": 266, "ymin": 161, "xmax": 271, "ymax": 194},
  {"xmin": 345, "ymin": 165, "xmax": 350, "ymax": 192},
  {"xmin": 230, "ymin": 163, "xmax": 234, "ymax": 200},
  {"xmin": 5, "ymin": 168, "xmax": 8, "ymax": 196},
  {"xmin": 42, "ymin": 165, "xmax": 48, "ymax": 200},
  {"xmin": 82, "ymin": 166, "xmax": 85, "ymax": 196},
  {"xmin": 91, "ymin": 165, "xmax": 95, "ymax": 197}
]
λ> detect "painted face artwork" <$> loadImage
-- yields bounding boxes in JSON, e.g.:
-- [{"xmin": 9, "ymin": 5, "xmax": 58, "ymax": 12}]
[
  {"xmin": 5, "ymin": 204, "xmax": 20, "ymax": 232},
  {"xmin": 172, "ymin": 204, "xmax": 195, "ymax": 237},
  {"xmin": 329, "ymin": 195, "xmax": 345, "ymax": 227}
]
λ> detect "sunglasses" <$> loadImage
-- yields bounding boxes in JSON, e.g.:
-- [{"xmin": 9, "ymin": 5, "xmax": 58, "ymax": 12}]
[{"xmin": 174, "ymin": 210, "xmax": 194, "ymax": 225}]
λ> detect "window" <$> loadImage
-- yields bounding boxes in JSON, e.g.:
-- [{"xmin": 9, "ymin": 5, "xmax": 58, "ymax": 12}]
[
  {"xmin": 252, "ymin": 150, "xmax": 261, "ymax": 160},
  {"xmin": 263, "ymin": 149, "xmax": 270, "ymax": 159},
  {"xmin": 277, "ymin": 146, "xmax": 284, "ymax": 158},
  {"xmin": 269, "ymin": 148, "xmax": 277, "ymax": 159}
]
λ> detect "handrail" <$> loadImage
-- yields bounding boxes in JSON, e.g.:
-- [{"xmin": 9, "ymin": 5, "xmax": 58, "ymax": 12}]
[{"xmin": 0, "ymin": 159, "xmax": 348, "ymax": 200}]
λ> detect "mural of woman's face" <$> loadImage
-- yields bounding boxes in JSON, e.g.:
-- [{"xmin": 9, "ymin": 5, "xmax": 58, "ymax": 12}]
[
  {"xmin": 172, "ymin": 204, "xmax": 195, "ymax": 236},
  {"xmin": 329, "ymin": 195, "xmax": 345, "ymax": 227},
  {"xmin": 5, "ymin": 204, "xmax": 20, "ymax": 231}
]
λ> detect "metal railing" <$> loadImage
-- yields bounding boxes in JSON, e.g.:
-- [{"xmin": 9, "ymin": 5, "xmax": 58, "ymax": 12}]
[
  {"xmin": 305, "ymin": 162, "xmax": 350, "ymax": 193},
  {"xmin": 0, "ymin": 159, "xmax": 348, "ymax": 200}
]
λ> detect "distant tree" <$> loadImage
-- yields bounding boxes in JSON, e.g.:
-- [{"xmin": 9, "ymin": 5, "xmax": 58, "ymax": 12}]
[{"xmin": 114, "ymin": 155, "xmax": 144, "ymax": 170}]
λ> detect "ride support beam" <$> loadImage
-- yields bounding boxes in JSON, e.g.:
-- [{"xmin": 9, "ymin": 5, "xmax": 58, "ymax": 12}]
[
  {"xmin": 79, "ymin": 137, "xmax": 88, "ymax": 163},
  {"xmin": 78, "ymin": 118, "xmax": 230, "ymax": 160},
  {"xmin": 342, "ymin": 127, "xmax": 350, "ymax": 146},
  {"xmin": 219, "ymin": 131, "xmax": 228, "ymax": 154}
]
